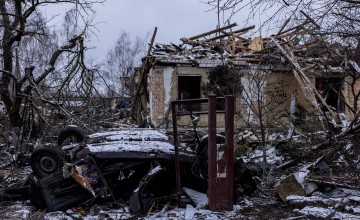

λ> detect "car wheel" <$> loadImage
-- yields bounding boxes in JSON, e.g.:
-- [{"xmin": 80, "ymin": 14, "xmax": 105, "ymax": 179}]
[
  {"xmin": 28, "ymin": 173, "xmax": 46, "ymax": 209},
  {"xmin": 57, "ymin": 126, "xmax": 87, "ymax": 146},
  {"xmin": 30, "ymin": 147, "xmax": 65, "ymax": 178}
]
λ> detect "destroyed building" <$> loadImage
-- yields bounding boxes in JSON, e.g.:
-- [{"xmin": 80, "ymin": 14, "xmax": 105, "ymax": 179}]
[{"xmin": 130, "ymin": 21, "xmax": 360, "ymax": 132}]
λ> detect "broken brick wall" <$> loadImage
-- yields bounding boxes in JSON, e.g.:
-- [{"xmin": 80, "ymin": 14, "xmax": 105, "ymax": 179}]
[
  {"xmin": 148, "ymin": 62, "xmax": 358, "ymax": 131},
  {"xmin": 148, "ymin": 65, "xmax": 244, "ymax": 128}
]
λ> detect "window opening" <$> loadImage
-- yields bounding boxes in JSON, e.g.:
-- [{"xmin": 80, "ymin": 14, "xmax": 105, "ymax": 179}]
[{"xmin": 315, "ymin": 77, "xmax": 344, "ymax": 112}]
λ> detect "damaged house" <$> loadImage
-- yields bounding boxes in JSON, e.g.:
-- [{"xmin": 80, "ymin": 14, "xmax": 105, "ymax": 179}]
[{"xmin": 131, "ymin": 21, "xmax": 360, "ymax": 134}]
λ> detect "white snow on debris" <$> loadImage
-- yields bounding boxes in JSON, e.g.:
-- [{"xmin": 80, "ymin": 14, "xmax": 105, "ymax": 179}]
[
  {"xmin": 345, "ymin": 205, "xmax": 360, "ymax": 214},
  {"xmin": 4, "ymin": 203, "xmax": 31, "ymax": 219},
  {"xmin": 88, "ymin": 129, "xmax": 169, "ymax": 141},
  {"xmin": 242, "ymin": 145, "xmax": 284, "ymax": 165},
  {"xmin": 342, "ymin": 188, "xmax": 360, "ymax": 197},
  {"xmin": 349, "ymin": 196, "xmax": 360, "ymax": 202},
  {"xmin": 183, "ymin": 187, "xmax": 208, "ymax": 208},
  {"xmin": 87, "ymin": 140, "xmax": 175, "ymax": 154},
  {"xmin": 296, "ymin": 206, "xmax": 335, "ymax": 218},
  {"xmin": 44, "ymin": 209, "xmax": 133, "ymax": 220},
  {"xmin": 184, "ymin": 204, "xmax": 196, "ymax": 219},
  {"xmin": 287, "ymin": 195, "xmax": 347, "ymax": 204},
  {"xmin": 148, "ymin": 165, "xmax": 162, "ymax": 176},
  {"xmin": 338, "ymin": 113, "xmax": 350, "ymax": 131},
  {"xmin": 296, "ymin": 206, "xmax": 360, "ymax": 219},
  {"xmin": 145, "ymin": 205, "xmax": 242, "ymax": 220}
]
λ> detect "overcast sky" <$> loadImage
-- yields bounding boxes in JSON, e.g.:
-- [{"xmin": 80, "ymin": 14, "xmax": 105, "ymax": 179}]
[{"xmin": 43, "ymin": 0, "xmax": 262, "ymax": 63}]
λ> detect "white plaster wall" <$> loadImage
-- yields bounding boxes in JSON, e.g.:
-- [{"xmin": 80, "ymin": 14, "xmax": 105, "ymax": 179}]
[
  {"xmin": 163, "ymin": 67, "xmax": 174, "ymax": 115},
  {"xmin": 149, "ymin": 68, "xmax": 154, "ymax": 124}
]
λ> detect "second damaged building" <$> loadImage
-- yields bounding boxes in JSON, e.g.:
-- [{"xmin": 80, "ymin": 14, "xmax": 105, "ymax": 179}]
[{"xmin": 131, "ymin": 21, "xmax": 360, "ymax": 133}]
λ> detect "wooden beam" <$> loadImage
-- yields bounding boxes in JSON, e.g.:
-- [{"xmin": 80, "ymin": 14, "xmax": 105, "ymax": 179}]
[
  {"xmin": 130, "ymin": 27, "xmax": 157, "ymax": 121},
  {"xmin": 275, "ymin": 20, "xmax": 312, "ymax": 36},
  {"xmin": 188, "ymin": 22, "xmax": 237, "ymax": 40},
  {"xmin": 205, "ymin": 25, "xmax": 255, "ymax": 42},
  {"xmin": 271, "ymin": 37, "xmax": 334, "ymax": 114}
]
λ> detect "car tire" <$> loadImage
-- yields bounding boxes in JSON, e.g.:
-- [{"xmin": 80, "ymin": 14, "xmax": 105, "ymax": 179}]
[
  {"xmin": 28, "ymin": 173, "xmax": 46, "ymax": 209},
  {"xmin": 30, "ymin": 147, "xmax": 65, "ymax": 178},
  {"xmin": 57, "ymin": 126, "xmax": 87, "ymax": 146}
]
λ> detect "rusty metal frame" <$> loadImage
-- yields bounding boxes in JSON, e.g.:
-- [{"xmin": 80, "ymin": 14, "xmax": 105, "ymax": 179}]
[{"xmin": 171, "ymin": 97, "xmax": 227, "ymax": 206}]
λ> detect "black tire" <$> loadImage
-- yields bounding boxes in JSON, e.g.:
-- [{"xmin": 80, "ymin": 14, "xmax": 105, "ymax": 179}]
[
  {"xmin": 28, "ymin": 173, "xmax": 46, "ymax": 209},
  {"xmin": 57, "ymin": 126, "xmax": 87, "ymax": 146},
  {"xmin": 195, "ymin": 135, "xmax": 225, "ymax": 179},
  {"xmin": 30, "ymin": 147, "xmax": 65, "ymax": 178}
]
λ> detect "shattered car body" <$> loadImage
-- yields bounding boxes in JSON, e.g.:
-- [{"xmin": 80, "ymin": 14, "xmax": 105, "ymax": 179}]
[
  {"xmin": 25, "ymin": 124, "xmax": 259, "ymax": 215},
  {"xmin": 29, "ymin": 127, "xmax": 204, "ymax": 214}
]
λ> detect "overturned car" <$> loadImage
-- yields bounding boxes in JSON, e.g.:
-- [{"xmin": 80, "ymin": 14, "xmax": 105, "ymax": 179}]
[{"xmin": 27, "ymin": 125, "xmax": 258, "ymax": 214}]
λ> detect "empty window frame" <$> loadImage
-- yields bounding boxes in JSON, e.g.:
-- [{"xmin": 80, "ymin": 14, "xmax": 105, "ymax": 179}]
[
  {"xmin": 178, "ymin": 76, "xmax": 201, "ymax": 100},
  {"xmin": 315, "ymin": 77, "xmax": 344, "ymax": 112}
]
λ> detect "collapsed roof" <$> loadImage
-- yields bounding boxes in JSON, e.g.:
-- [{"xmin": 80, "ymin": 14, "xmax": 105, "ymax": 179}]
[
  {"xmin": 130, "ymin": 17, "xmax": 359, "ymax": 125},
  {"xmin": 149, "ymin": 20, "xmax": 358, "ymax": 71}
]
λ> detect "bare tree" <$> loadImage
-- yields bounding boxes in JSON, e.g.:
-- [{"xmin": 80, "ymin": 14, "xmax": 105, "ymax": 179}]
[
  {"xmin": 202, "ymin": 0, "xmax": 360, "ymax": 128},
  {"xmin": 239, "ymin": 58, "xmax": 292, "ymax": 176},
  {"xmin": 0, "ymin": 0, "xmax": 104, "ymax": 150},
  {"xmin": 202, "ymin": 1, "xmax": 360, "ymax": 40},
  {"xmin": 103, "ymin": 31, "xmax": 145, "ymax": 98}
]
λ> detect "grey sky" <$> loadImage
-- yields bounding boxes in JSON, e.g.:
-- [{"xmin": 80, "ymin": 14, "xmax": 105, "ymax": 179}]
[
  {"xmin": 90, "ymin": 0, "xmax": 218, "ymax": 61},
  {"xmin": 43, "ymin": 0, "xmax": 259, "ymax": 63}
]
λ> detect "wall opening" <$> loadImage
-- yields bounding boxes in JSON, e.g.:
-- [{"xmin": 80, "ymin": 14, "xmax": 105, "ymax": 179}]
[
  {"xmin": 315, "ymin": 77, "xmax": 344, "ymax": 112},
  {"xmin": 178, "ymin": 76, "xmax": 201, "ymax": 100}
]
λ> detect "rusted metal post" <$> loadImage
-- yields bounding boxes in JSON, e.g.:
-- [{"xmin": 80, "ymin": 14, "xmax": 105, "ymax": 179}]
[
  {"xmin": 208, "ymin": 95, "xmax": 235, "ymax": 211},
  {"xmin": 171, "ymin": 101, "xmax": 181, "ymax": 205},
  {"xmin": 208, "ymin": 95, "xmax": 217, "ymax": 211},
  {"xmin": 225, "ymin": 95, "xmax": 235, "ymax": 210}
]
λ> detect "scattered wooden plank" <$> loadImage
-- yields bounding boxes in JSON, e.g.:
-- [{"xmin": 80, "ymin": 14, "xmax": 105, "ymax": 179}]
[
  {"xmin": 248, "ymin": 36, "xmax": 263, "ymax": 51},
  {"xmin": 206, "ymin": 25, "xmax": 255, "ymax": 42},
  {"xmin": 271, "ymin": 37, "xmax": 335, "ymax": 114},
  {"xmin": 188, "ymin": 22, "xmax": 237, "ymax": 40}
]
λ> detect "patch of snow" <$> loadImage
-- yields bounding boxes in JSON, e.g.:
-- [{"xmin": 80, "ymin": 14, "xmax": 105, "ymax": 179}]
[
  {"xmin": 183, "ymin": 187, "xmax": 208, "ymax": 208},
  {"xmin": 341, "ymin": 188, "xmax": 360, "ymax": 197},
  {"xmin": 287, "ymin": 195, "xmax": 348, "ymax": 204},
  {"xmin": 296, "ymin": 206, "xmax": 360, "ymax": 219},
  {"xmin": 148, "ymin": 165, "xmax": 162, "ymax": 176},
  {"xmin": 345, "ymin": 205, "xmax": 360, "ymax": 214},
  {"xmin": 294, "ymin": 169, "xmax": 309, "ymax": 187},
  {"xmin": 184, "ymin": 204, "xmax": 196, "ymax": 220},
  {"xmin": 296, "ymin": 206, "xmax": 335, "ymax": 218},
  {"xmin": 333, "ymin": 212, "xmax": 360, "ymax": 219},
  {"xmin": 4, "ymin": 203, "xmax": 30, "ymax": 219},
  {"xmin": 44, "ymin": 209, "xmax": 133, "ymax": 220},
  {"xmin": 338, "ymin": 113, "xmax": 350, "ymax": 131},
  {"xmin": 242, "ymin": 145, "xmax": 284, "ymax": 165},
  {"xmin": 88, "ymin": 129, "xmax": 169, "ymax": 141},
  {"xmin": 349, "ymin": 196, "xmax": 360, "ymax": 202},
  {"xmin": 87, "ymin": 140, "xmax": 175, "ymax": 154}
]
